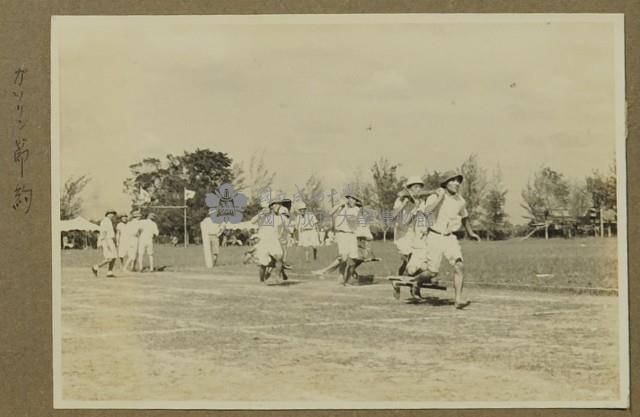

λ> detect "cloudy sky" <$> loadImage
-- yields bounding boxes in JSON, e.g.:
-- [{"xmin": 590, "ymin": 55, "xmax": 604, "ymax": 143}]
[{"xmin": 53, "ymin": 15, "xmax": 623, "ymax": 223}]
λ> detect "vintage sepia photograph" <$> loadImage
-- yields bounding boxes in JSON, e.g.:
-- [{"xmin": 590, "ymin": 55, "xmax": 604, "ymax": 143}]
[{"xmin": 52, "ymin": 14, "xmax": 628, "ymax": 409}]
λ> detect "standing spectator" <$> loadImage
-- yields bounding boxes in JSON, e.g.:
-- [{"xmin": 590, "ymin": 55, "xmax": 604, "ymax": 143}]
[
  {"xmin": 91, "ymin": 210, "xmax": 118, "ymax": 278},
  {"xmin": 123, "ymin": 210, "xmax": 142, "ymax": 271},
  {"xmin": 137, "ymin": 212, "xmax": 159, "ymax": 272},
  {"xmin": 200, "ymin": 208, "xmax": 223, "ymax": 267},
  {"xmin": 115, "ymin": 214, "xmax": 129, "ymax": 268}
]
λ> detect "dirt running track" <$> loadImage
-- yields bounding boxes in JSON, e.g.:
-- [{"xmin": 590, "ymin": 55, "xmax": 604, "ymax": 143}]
[{"xmin": 59, "ymin": 266, "xmax": 621, "ymax": 405}]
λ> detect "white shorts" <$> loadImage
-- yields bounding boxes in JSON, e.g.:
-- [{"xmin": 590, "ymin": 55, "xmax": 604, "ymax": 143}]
[
  {"xmin": 299, "ymin": 230, "xmax": 320, "ymax": 247},
  {"xmin": 425, "ymin": 232, "xmax": 463, "ymax": 274},
  {"xmin": 255, "ymin": 238, "xmax": 283, "ymax": 266},
  {"xmin": 117, "ymin": 240, "xmax": 127, "ymax": 257},
  {"xmin": 405, "ymin": 235, "xmax": 428, "ymax": 276},
  {"xmin": 101, "ymin": 239, "xmax": 117, "ymax": 259},
  {"xmin": 394, "ymin": 229, "xmax": 415, "ymax": 256},
  {"xmin": 124, "ymin": 240, "xmax": 138, "ymax": 259},
  {"xmin": 253, "ymin": 246, "xmax": 272, "ymax": 266},
  {"xmin": 138, "ymin": 241, "xmax": 154, "ymax": 256},
  {"xmin": 335, "ymin": 231, "xmax": 358, "ymax": 259}
]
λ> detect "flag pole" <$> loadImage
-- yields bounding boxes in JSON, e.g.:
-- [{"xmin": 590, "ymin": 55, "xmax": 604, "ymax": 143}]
[{"xmin": 183, "ymin": 188, "xmax": 188, "ymax": 248}]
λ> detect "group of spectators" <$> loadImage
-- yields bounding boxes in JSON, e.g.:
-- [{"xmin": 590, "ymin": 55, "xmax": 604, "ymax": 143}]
[{"xmin": 90, "ymin": 209, "xmax": 159, "ymax": 277}]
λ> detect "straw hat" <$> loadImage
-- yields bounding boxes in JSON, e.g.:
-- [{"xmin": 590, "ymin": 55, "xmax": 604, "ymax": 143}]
[
  {"xmin": 405, "ymin": 176, "xmax": 424, "ymax": 188},
  {"xmin": 439, "ymin": 170, "xmax": 464, "ymax": 187}
]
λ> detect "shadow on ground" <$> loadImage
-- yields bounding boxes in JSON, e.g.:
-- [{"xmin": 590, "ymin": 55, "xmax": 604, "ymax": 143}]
[{"xmin": 405, "ymin": 296, "xmax": 455, "ymax": 307}]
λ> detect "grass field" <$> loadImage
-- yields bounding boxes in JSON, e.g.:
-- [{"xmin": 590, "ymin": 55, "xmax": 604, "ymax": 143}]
[
  {"xmin": 57, "ymin": 237, "xmax": 624, "ymax": 406},
  {"xmin": 62, "ymin": 237, "xmax": 619, "ymax": 290}
]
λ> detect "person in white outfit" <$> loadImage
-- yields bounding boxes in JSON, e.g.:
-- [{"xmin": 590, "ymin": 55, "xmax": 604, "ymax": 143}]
[
  {"xmin": 137, "ymin": 212, "xmax": 159, "ymax": 272},
  {"xmin": 200, "ymin": 208, "xmax": 223, "ymax": 268},
  {"xmin": 123, "ymin": 210, "xmax": 142, "ymax": 271},
  {"xmin": 115, "ymin": 214, "xmax": 129, "ymax": 268},
  {"xmin": 330, "ymin": 193, "xmax": 361, "ymax": 285},
  {"xmin": 295, "ymin": 202, "xmax": 321, "ymax": 262},
  {"xmin": 395, "ymin": 171, "xmax": 480, "ymax": 309},
  {"xmin": 392, "ymin": 176, "xmax": 425, "ymax": 276},
  {"xmin": 91, "ymin": 210, "xmax": 118, "ymax": 278},
  {"xmin": 249, "ymin": 199, "xmax": 289, "ymax": 283}
]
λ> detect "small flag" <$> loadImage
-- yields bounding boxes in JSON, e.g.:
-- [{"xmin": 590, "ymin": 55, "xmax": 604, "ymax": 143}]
[{"xmin": 184, "ymin": 188, "xmax": 196, "ymax": 200}]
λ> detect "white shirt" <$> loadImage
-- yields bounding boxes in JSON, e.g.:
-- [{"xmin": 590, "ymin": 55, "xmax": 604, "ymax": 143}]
[
  {"xmin": 99, "ymin": 217, "xmax": 115, "ymax": 240},
  {"xmin": 425, "ymin": 192, "xmax": 468, "ymax": 234},
  {"xmin": 355, "ymin": 215, "xmax": 373, "ymax": 240},
  {"xmin": 251, "ymin": 210, "xmax": 285, "ymax": 243},
  {"xmin": 124, "ymin": 219, "xmax": 142, "ymax": 239},
  {"xmin": 116, "ymin": 222, "xmax": 127, "ymax": 243},
  {"xmin": 334, "ymin": 206, "xmax": 360, "ymax": 233},
  {"xmin": 393, "ymin": 197, "xmax": 419, "ymax": 236},
  {"xmin": 139, "ymin": 218, "xmax": 159, "ymax": 243},
  {"xmin": 296, "ymin": 212, "xmax": 318, "ymax": 231},
  {"xmin": 200, "ymin": 217, "xmax": 222, "ymax": 237}
]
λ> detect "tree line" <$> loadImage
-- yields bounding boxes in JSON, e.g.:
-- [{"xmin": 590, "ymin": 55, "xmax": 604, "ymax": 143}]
[{"xmin": 61, "ymin": 149, "xmax": 617, "ymax": 242}]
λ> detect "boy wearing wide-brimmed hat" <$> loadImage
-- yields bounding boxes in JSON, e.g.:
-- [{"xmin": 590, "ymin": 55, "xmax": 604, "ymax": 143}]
[
  {"xmin": 275, "ymin": 198, "xmax": 294, "ymax": 271},
  {"xmin": 295, "ymin": 202, "xmax": 321, "ymax": 262},
  {"xmin": 404, "ymin": 188, "xmax": 435, "ymax": 278},
  {"xmin": 329, "ymin": 192, "xmax": 362, "ymax": 285},
  {"xmin": 402, "ymin": 170, "xmax": 480, "ymax": 309},
  {"xmin": 392, "ymin": 176, "xmax": 425, "ymax": 275},
  {"xmin": 91, "ymin": 210, "xmax": 118, "ymax": 278},
  {"xmin": 248, "ymin": 198, "xmax": 289, "ymax": 282}
]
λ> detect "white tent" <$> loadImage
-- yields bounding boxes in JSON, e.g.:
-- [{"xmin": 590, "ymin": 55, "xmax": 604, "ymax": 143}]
[{"xmin": 59, "ymin": 216, "xmax": 100, "ymax": 232}]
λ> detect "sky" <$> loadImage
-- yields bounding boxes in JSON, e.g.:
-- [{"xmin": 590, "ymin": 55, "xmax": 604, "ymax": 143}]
[{"xmin": 53, "ymin": 15, "xmax": 622, "ymax": 224}]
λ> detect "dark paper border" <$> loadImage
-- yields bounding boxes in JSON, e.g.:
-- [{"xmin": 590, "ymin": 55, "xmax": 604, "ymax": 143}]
[{"xmin": 0, "ymin": 1, "xmax": 637, "ymax": 416}]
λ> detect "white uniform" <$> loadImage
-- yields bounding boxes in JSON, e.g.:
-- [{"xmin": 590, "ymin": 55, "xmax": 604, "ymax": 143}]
[
  {"xmin": 334, "ymin": 206, "xmax": 360, "ymax": 259},
  {"xmin": 98, "ymin": 217, "xmax": 117, "ymax": 259},
  {"xmin": 200, "ymin": 217, "xmax": 222, "ymax": 268},
  {"xmin": 406, "ymin": 202, "xmax": 433, "ymax": 275},
  {"xmin": 251, "ymin": 211, "xmax": 285, "ymax": 266},
  {"xmin": 424, "ymin": 192, "xmax": 468, "ymax": 273},
  {"xmin": 393, "ymin": 197, "xmax": 418, "ymax": 256},
  {"xmin": 116, "ymin": 222, "xmax": 128, "ymax": 257},
  {"xmin": 355, "ymin": 215, "xmax": 373, "ymax": 240},
  {"xmin": 137, "ymin": 218, "xmax": 159, "ymax": 256},
  {"xmin": 123, "ymin": 219, "xmax": 141, "ymax": 259},
  {"xmin": 296, "ymin": 212, "xmax": 320, "ymax": 247}
]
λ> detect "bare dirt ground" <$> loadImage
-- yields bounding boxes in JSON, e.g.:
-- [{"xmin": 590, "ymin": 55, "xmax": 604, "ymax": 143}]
[{"xmin": 59, "ymin": 263, "xmax": 621, "ymax": 404}]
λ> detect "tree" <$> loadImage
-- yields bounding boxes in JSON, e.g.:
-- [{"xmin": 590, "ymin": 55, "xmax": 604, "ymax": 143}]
[
  {"xmin": 567, "ymin": 180, "xmax": 592, "ymax": 219},
  {"xmin": 521, "ymin": 166, "xmax": 570, "ymax": 239},
  {"xmin": 123, "ymin": 149, "xmax": 235, "ymax": 242},
  {"xmin": 480, "ymin": 168, "xmax": 508, "ymax": 240},
  {"xmin": 60, "ymin": 175, "xmax": 91, "ymax": 220},
  {"xmin": 459, "ymin": 153, "xmax": 487, "ymax": 226},
  {"xmin": 371, "ymin": 157, "xmax": 402, "ymax": 241},
  {"xmin": 295, "ymin": 174, "xmax": 325, "ymax": 214},
  {"xmin": 422, "ymin": 170, "xmax": 442, "ymax": 190},
  {"xmin": 234, "ymin": 152, "xmax": 276, "ymax": 220},
  {"xmin": 586, "ymin": 160, "xmax": 617, "ymax": 210},
  {"xmin": 347, "ymin": 167, "xmax": 376, "ymax": 206}
]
